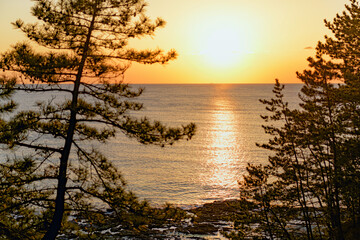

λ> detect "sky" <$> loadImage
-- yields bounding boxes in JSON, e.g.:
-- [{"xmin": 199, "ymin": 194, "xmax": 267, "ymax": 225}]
[{"xmin": 0, "ymin": 0, "xmax": 350, "ymax": 84}]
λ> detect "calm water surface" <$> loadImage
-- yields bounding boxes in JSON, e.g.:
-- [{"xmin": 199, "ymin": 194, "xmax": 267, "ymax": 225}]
[
  {"xmin": 104, "ymin": 84, "xmax": 301, "ymax": 207},
  {"xmin": 10, "ymin": 84, "xmax": 302, "ymax": 207}
]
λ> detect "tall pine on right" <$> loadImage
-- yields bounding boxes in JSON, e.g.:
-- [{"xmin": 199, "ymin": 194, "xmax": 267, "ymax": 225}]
[{"xmin": 231, "ymin": 1, "xmax": 360, "ymax": 239}]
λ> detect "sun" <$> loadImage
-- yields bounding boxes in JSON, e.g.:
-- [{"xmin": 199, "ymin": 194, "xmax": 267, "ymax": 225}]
[
  {"xmin": 200, "ymin": 28, "xmax": 245, "ymax": 67},
  {"xmin": 190, "ymin": 16, "xmax": 254, "ymax": 69}
]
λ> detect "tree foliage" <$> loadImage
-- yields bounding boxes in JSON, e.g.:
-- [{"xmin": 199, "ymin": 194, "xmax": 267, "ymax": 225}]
[
  {"xmin": 231, "ymin": 1, "xmax": 360, "ymax": 239},
  {"xmin": 0, "ymin": 0, "xmax": 195, "ymax": 239}
]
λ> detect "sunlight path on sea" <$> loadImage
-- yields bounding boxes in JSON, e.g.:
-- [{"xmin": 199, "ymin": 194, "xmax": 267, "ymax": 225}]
[{"xmin": 200, "ymin": 85, "xmax": 246, "ymax": 201}]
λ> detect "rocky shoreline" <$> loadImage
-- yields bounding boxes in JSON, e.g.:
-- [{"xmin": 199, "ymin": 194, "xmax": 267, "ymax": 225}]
[
  {"xmin": 142, "ymin": 199, "xmax": 241, "ymax": 239},
  {"xmin": 59, "ymin": 199, "xmax": 241, "ymax": 239}
]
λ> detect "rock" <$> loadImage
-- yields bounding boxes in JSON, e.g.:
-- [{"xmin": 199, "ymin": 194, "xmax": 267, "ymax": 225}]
[
  {"xmin": 169, "ymin": 199, "xmax": 240, "ymax": 236},
  {"xmin": 189, "ymin": 199, "xmax": 241, "ymax": 223},
  {"xmin": 183, "ymin": 223, "xmax": 219, "ymax": 235}
]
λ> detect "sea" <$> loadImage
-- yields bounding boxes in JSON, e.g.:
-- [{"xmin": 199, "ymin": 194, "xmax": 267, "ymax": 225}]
[{"xmin": 8, "ymin": 84, "xmax": 303, "ymax": 208}]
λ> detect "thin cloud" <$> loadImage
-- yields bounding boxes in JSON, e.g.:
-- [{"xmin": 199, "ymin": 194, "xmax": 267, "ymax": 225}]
[{"xmin": 304, "ymin": 46, "xmax": 313, "ymax": 50}]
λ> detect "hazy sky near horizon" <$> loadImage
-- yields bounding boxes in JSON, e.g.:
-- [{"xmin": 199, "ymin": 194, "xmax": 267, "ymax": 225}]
[{"xmin": 0, "ymin": 0, "xmax": 350, "ymax": 83}]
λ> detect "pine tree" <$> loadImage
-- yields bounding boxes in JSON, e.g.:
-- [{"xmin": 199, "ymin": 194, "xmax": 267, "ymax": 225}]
[
  {"xmin": 232, "ymin": 1, "xmax": 360, "ymax": 239},
  {"xmin": 0, "ymin": 0, "xmax": 195, "ymax": 239}
]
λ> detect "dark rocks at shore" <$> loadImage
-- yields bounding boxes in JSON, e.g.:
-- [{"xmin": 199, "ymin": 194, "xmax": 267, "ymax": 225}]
[
  {"xmin": 63, "ymin": 199, "xmax": 241, "ymax": 239},
  {"xmin": 189, "ymin": 199, "xmax": 241, "ymax": 223},
  {"xmin": 173, "ymin": 199, "xmax": 241, "ymax": 237},
  {"xmin": 125, "ymin": 199, "xmax": 241, "ymax": 238}
]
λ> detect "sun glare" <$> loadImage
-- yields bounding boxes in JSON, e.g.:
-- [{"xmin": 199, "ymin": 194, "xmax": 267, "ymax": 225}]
[
  {"xmin": 190, "ymin": 15, "xmax": 254, "ymax": 69},
  {"xmin": 200, "ymin": 28, "xmax": 245, "ymax": 67}
]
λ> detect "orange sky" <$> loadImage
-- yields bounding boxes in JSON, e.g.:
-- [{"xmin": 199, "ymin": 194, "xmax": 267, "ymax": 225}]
[{"xmin": 0, "ymin": 0, "xmax": 350, "ymax": 84}]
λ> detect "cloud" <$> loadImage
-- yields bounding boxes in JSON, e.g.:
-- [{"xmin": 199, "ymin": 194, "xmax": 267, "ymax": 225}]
[{"xmin": 304, "ymin": 46, "xmax": 313, "ymax": 50}]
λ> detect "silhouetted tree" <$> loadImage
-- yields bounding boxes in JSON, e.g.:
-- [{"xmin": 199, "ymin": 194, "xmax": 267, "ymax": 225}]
[
  {"xmin": 0, "ymin": 0, "xmax": 195, "ymax": 239},
  {"xmin": 230, "ymin": 1, "xmax": 360, "ymax": 239}
]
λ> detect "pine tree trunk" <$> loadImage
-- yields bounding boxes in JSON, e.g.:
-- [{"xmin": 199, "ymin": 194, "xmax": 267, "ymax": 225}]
[
  {"xmin": 42, "ymin": 9, "xmax": 97, "ymax": 239},
  {"xmin": 41, "ymin": 121, "xmax": 77, "ymax": 240}
]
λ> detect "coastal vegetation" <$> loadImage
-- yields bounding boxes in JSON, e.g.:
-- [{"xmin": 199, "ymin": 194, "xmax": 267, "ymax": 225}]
[
  {"xmin": 230, "ymin": 0, "xmax": 360, "ymax": 239},
  {"xmin": 0, "ymin": 0, "xmax": 195, "ymax": 239},
  {"xmin": 0, "ymin": 0, "xmax": 360, "ymax": 239}
]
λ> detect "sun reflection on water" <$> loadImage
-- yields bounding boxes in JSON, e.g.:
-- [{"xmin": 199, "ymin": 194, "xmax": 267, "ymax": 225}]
[{"xmin": 201, "ymin": 92, "xmax": 245, "ymax": 200}]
